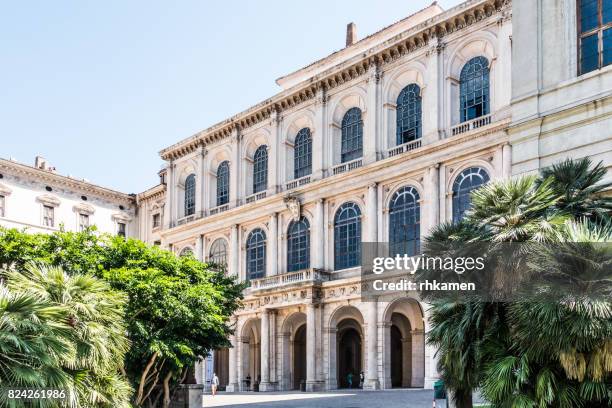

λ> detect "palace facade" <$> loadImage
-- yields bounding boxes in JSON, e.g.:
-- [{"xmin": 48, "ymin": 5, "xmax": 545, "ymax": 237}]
[
  {"xmin": 3, "ymin": 0, "xmax": 610, "ymax": 394},
  {"xmin": 146, "ymin": 0, "xmax": 514, "ymax": 392}
]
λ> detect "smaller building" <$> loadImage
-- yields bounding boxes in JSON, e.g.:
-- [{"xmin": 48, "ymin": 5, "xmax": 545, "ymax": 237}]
[{"xmin": 0, "ymin": 156, "xmax": 136, "ymax": 236}]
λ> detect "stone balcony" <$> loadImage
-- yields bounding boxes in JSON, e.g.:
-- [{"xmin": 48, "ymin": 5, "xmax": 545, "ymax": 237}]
[
  {"xmin": 450, "ymin": 113, "xmax": 492, "ymax": 136},
  {"xmin": 331, "ymin": 158, "xmax": 363, "ymax": 176},
  {"xmin": 249, "ymin": 268, "xmax": 330, "ymax": 292},
  {"xmin": 387, "ymin": 138, "xmax": 422, "ymax": 158}
]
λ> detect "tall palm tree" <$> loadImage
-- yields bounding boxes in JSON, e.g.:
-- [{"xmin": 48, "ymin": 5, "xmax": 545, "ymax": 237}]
[
  {"xmin": 424, "ymin": 159, "xmax": 612, "ymax": 407},
  {"xmin": 5, "ymin": 263, "xmax": 132, "ymax": 408},
  {"xmin": 0, "ymin": 284, "xmax": 74, "ymax": 408},
  {"xmin": 481, "ymin": 221, "xmax": 612, "ymax": 407}
]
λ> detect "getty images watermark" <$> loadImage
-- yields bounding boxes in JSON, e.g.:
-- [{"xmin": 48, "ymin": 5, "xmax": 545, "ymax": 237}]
[
  {"xmin": 370, "ymin": 253, "xmax": 485, "ymax": 292},
  {"xmin": 360, "ymin": 241, "xmax": 611, "ymax": 302}
]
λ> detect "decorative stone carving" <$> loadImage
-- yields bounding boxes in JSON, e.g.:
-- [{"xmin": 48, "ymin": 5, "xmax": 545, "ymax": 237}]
[{"xmin": 284, "ymin": 195, "xmax": 301, "ymax": 222}]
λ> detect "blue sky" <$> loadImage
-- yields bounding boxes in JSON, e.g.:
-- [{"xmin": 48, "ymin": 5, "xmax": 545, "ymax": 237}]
[{"xmin": 0, "ymin": 0, "xmax": 461, "ymax": 193}]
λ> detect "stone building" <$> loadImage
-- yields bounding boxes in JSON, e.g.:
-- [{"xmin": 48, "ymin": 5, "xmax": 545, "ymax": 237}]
[
  {"xmin": 0, "ymin": 156, "xmax": 136, "ymax": 236},
  {"xmin": 143, "ymin": 0, "xmax": 516, "ymax": 392},
  {"xmin": 3, "ymin": 0, "xmax": 610, "ymax": 395}
]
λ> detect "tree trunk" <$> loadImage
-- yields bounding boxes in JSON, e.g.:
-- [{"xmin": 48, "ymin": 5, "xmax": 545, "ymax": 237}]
[
  {"xmin": 162, "ymin": 371, "xmax": 173, "ymax": 408},
  {"xmin": 135, "ymin": 351, "xmax": 158, "ymax": 405},
  {"xmin": 452, "ymin": 388, "xmax": 473, "ymax": 408}
]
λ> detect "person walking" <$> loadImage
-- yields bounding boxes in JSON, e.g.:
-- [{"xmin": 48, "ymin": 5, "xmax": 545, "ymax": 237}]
[
  {"xmin": 211, "ymin": 372, "xmax": 219, "ymax": 396},
  {"xmin": 359, "ymin": 371, "xmax": 364, "ymax": 388},
  {"xmin": 347, "ymin": 371, "xmax": 354, "ymax": 388}
]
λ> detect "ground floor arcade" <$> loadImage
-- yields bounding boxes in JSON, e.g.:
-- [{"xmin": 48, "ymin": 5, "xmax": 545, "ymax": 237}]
[{"xmin": 201, "ymin": 290, "xmax": 439, "ymax": 392}]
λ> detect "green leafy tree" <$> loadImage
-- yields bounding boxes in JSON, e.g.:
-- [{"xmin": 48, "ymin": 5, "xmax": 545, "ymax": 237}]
[{"xmin": 0, "ymin": 229, "xmax": 244, "ymax": 407}]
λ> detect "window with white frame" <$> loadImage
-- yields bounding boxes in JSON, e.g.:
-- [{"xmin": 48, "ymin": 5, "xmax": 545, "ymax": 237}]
[
  {"xmin": 152, "ymin": 213, "xmax": 161, "ymax": 229},
  {"xmin": 43, "ymin": 205, "xmax": 54, "ymax": 227},
  {"xmin": 79, "ymin": 213, "xmax": 90, "ymax": 231}
]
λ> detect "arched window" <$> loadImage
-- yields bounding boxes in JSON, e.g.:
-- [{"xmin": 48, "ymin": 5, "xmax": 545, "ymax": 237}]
[
  {"xmin": 334, "ymin": 202, "xmax": 361, "ymax": 270},
  {"xmin": 389, "ymin": 186, "xmax": 420, "ymax": 257},
  {"xmin": 287, "ymin": 217, "xmax": 310, "ymax": 272},
  {"xmin": 452, "ymin": 167, "xmax": 490, "ymax": 222},
  {"xmin": 216, "ymin": 161, "xmax": 230, "ymax": 206},
  {"xmin": 253, "ymin": 146, "xmax": 268, "ymax": 194},
  {"xmin": 396, "ymin": 84, "xmax": 422, "ymax": 145},
  {"xmin": 246, "ymin": 228, "xmax": 266, "ymax": 280},
  {"xmin": 341, "ymin": 108, "xmax": 363, "ymax": 163},
  {"xmin": 294, "ymin": 128, "xmax": 312, "ymax": 179},
  {"xmin": 460, "ymin": 56, "xmax": 490, "ymax": 123},
  {"xmin": 179, "ymin": 247, "xmax": 194, "ymax": 258},
  {"xmin": 184, "ymin": 174, "xmax": 196, "ymax": 216},
  {"xmin": 209, "ymin": 238, "xmax": 228, "ymax": 269}
]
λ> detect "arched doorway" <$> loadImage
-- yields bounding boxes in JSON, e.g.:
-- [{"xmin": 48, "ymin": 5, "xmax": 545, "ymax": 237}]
[
  {"xmin": 240, "ymin": 319, "xmax": 261, "ymax": 391},
  {"xmin": 293, "ymin": 325, "xmax": 307, "ymax": 390},
  {"xmin": 382, "ymin": 298, "xmax": 424, "ymax": 389},
  {"xmin": 280, "ymin": 312, "xmax": 307, "ymax": 391},
  {"xmin": 213, "ymin": 348, "xmax": 229, "ymax": 390},
  {"xmin": 337, "ymin": 319, "xmax": 363, "ymax": 388}
]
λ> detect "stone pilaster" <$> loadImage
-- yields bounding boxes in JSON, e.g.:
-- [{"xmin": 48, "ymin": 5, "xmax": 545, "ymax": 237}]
[
  {"xmin": 268, "ymin": 213, "xmax": 278, "ymax": 276},
  {"xmin": 364, "ymin": 299, "xmax": 380, "ymax": 390},
  {"xmin": 259, "ymin": 309, "xmax": 273, "ymax": 391},
  {"xmin": 313, "ymin": 199, "xmax": 325, "ymax": 269}
]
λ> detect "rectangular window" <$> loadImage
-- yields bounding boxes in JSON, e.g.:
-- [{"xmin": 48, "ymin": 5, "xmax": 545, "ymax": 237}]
[
  {"xmin": 579, "ymin": 0, "xmax": 612, "ymax": 74},
  {"xmin": 152, "ymin": 213, "xmax": 161, "ymax": 228},
  {"xmin": 43, "ymin": 205, "xmax": 54, "ymax": 227},
  {"xmin": 117, "ymin": 222, "xmax": 126, "ymax": 237},
  {"xmin": 79, "ymin": 213, "xmax": 89, "ymax": 231},
  {"xmin": 0, "ymin": 195, "xmax": 4, "ymax": 217}
]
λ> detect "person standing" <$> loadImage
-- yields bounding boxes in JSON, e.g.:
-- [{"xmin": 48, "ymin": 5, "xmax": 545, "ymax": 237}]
[
  {"xmin": 347, "ymin": 371, "xmax": 353, "ymax": 388},
  {"xmin": 359, "ymin": 371, "xmax": 364, "ymax": 388},
  {"xmin": 211, "ymin": 372, "xmax": 219, "ymax": 396}
]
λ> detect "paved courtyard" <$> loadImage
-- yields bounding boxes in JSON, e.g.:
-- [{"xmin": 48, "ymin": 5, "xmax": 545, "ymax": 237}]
[{"xmin": 202, "ymin": 389, "xmax": 487, "ymax": 408}]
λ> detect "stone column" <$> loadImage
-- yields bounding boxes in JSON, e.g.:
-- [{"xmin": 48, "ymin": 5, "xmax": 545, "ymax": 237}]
[
  {"xmin": 424, "ymin": 37, "xmax": 445, "ymax": 143},
  {"xmin": 269, "ymin": 109, "xmax": 280, "ymax": 193},
  {"xmin": 195, "ymin": 235, "xmax": 204, "ymax": 262},
  {"xmin": 230, "ymin": 128, "xmax": 241, "ymax": 206},
  {"xmin": 269, "ymin": 311, "xmax": 277, "ymax": 386},
  {"xmin": 366, "ymin": 183, "xmax": 378, "ymax": 242},
  {"xmin": 438, "ymin": 164, "xmax": 448, "ymax": 224},
  {"xmin": 502, "ymin": 143, "xmax": 512, "ymax": 179},
  {"xmin": 230, "ymin": 224, "xmax": 239, "ymax": 279},
  {"xmin": 364, "ymin": 299, "xmax": 380, "ymax": 389},
  {"xmin": 259, "ymin": 310, "xmax": 272, "ymax": 391},
  {"xmin": 327, "ymin": 327, "xmax": 338, "ymax": 389},
  {"xmin": 305, "ymin": 304, "xmax": 317, "ymax": 391},
  {"xmin": 164, "ymin": 162, "xmax": 174, "ymax": 229},
  {"xmin": 426, "ymin": 165, "xmax": 440, "ymax": 235},
  {"xmin": 411, "ymin": 329, "xmax": 425, "ymax": 387},
  {"xmin": 313, "ymin": 199, "xmax": 325, "ymax": 269},
  {"xmin": 268, "ymin": 213, "xmax": 278, "ymax": 276},
  {"xmin": 364, "ymin": 62, "xmax": 380, "ymax": 164},
  {"xmin": 313, "ymin": 86, "xmax": 327, "ymax": 180},
  {"xmin": 195, "ymin": 147, "xmax": 205, "ymax": 216},
  {"xmin": 423, "ymin": 306, "xmax": 440, "ymax": 389},
  {"xmin": 226, "ymin": 333, "xmax": 238, "ymax": 392}
]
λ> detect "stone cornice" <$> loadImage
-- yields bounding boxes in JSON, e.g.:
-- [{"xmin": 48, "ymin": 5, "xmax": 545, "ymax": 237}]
[
  {"xmin": 137, "ymin": 184, "xmax": 166, "ymax": 202},
  {"xmin": 159, "ymin": 0, "xmax": 511, "ymax": 162},
  {"xmin": 0, "ymin": 158, "xmax": 135, "ymax": 205}
]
